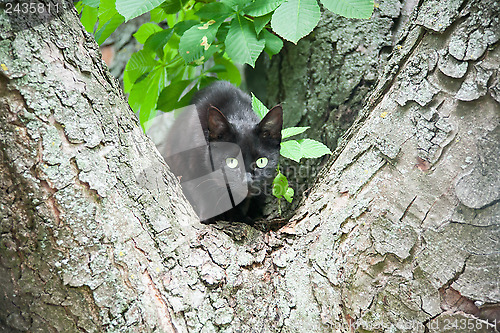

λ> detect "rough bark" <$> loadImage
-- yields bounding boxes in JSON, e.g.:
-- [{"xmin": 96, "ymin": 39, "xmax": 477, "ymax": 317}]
[
  {"xmin": 284, "ymin": 0, "xmax": 500, "ymax": 331},
  {"xmin": 0, "ymin": 2, "xmax": 198, "ymax": 331},
  {"xmin": 0, "ymin": 1, "xmax": 499, "ymax": 333}
]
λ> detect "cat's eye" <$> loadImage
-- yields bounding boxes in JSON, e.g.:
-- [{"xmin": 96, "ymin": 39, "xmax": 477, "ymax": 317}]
[
  {"xmin": 256, "ymin": 157, "xmax": 268, "ymax": 168},
  {"xmin": 225, "ymin": 157, "xmax": 239, "ymax": 169}
]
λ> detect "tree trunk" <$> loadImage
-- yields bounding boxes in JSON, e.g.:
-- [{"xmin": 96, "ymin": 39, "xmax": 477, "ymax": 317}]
[
  {"xmin": 1, "ymin": 1, "xmax": 499, "ymax": 333},
  {"xmin": 0, "ymin": 2, "xmax": 197, "ymax": 331},
  {"xmin": 283, "ymin": 0, "xmax": 500, "ymax": 330}
]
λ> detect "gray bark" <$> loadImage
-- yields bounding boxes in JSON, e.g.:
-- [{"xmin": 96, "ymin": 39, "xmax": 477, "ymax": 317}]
[
  {"xmin": 0, "ymin": 1, "xmax": 499, "ymax": 333},
  {"xmin": 0, "ymin": 2, "xmax": 197, "ymax": 331},
  {"xmin": 284, "ymin": 0, "xmax": 500, "ymax": 331}
]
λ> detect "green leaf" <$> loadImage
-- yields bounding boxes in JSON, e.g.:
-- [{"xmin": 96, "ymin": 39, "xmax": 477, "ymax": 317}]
[
  {"xmin": 271, "ymin": 0, "xmax": 321, "ymax": 44},
  {"xmin": 200, "ymin": 42, "xmax": 223, "ymax": 62},
  {"xmin": 216, "ymin": 22, "xmax": 231, "ymax": 42},
  {"xmin": 215, "ymin": 56, "xmax": 241, "ymax": 86},
  {"xmin": 75, "ymin": 1, "xmax": 83, "ymax": 13},
  {"xmin": 167, "ymin": 34, "xmax": 181, "ymax": 52},
  {"xmin": 280, "ymin": 140, "xmax": 302, "ymax": 162},
  {"xmin": 298, "ymin": 139, "xmax": 332, "ymax": 158},
  {"xmin": 176, "ymin": 85, "xmax": 197, "ymax": 109},
  {"xmin": 251, "ymin": 93, "xmax": 268, "ymax": 119},
  {"xmin": 97, "ymin": 0, "xmax": 115, "ymax": 25},
  {"xmin": 280, "ymin": 137, "xmax": 331, "ymax": 161},
  {"xmin": 186, "ymin": 65, "xmax": 197, "ymax": 79},
  {"xmin": 164, "ymin": 56, "xmax": 186, "ymax": 81},
  {"xmin": 97, "ymin": 0, "xmax": 118, "ymax": 27},
  {"xmin": 127, "ymin": 67, "xmax": 168, "ymax": 129},
  {"xmin": 173, "ymin": 20, "xmax": 198, "ymax": 36},
  {"xmin": 273, "ymin": 171, "xmax": 293, "ymax": 202},
  {"xmin": 253, "ymin": 13, "xmax": 272, "ymax": 34},
  {"xmin": 243, "ymin": 0, "xmax": 284, "ymax": 16},
  {"xmin": 200, "ymin": 76, "xmax": 219, "ymax": 89},
  {"xmin": 123, "ymin": 70, "xmax": 132, "ymax": 93},
  {"xmin": 157, "ymin": 80, "xmax": 192, "ymax": 113},
  {"xmin": 221, "ymin": 0, "xmax": 248, "ymax": 11},
  {"xmin": 206, "ymin": 64, "xmax": 227, "ymax": 73},
  {"xmin": 80, "ymin": 5, "xmax": 98, "ymax": 34},
  {"xmin": 125, "ymin": 50, "xmax": 159, "ymax": 83},
  {"xmin": 226, "ymin": 14, "xmax": 265, "ymax": 67},
  {"xmin": 133, "ymin": 23, "xmax": 162, "ymax": 44},
  {"xmin": 281, "ymin": 126, "xmax": 310, "ymax": 139},
  {"xmin": 95, "ymin": 0, "xmax": 124, "ymax": 44},
  {"xmin": 116, "ymin": 0, "xmax": 165, "ymax": 21},
  {"xmin": 283, "ymin": 187, "xmax": 294, "ymax": 203},
  {"xmin": 196, "ymin": 2, "xmax": 235, "ymax": 20},
  {"xmin": 179, "ymin": 19, "xmax": 223, "ymax": 63},
  {"xmin": 188, "ymin": 43, "xmax": 221, "ymax": 66},
  {"xmin": 160, "ymin": 0, "xmax": 189, "ymax": 14},
  {"xmin": 261, "ymin": 29, "xmax": 283, "ymax": 56},
  {"xmin": 144, "ymin": 29, "xmax": 174, "ymax": 57},
  {"xmin": 272, "ymin": 172, "xmax": 288, "ymax": 197},
  {"xmin": 150, "ymin": 6, "xmax": 169, "ymax": 22},
  {"xmin": 95, "ymin": 14, "xmax": 124, "ymax": 44},
  {"xmin": 319, "ymin": 0, "xmax": 374, "ymax": 19},
  {"xmin": 83, "ymin": 0, "xmax": 99, "ymax": 7}
]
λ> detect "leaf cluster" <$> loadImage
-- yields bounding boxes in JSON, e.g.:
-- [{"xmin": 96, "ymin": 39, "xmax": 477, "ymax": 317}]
[{"xmin": 76, "ymin": 0, "xmax": 373, "ymax": 128}]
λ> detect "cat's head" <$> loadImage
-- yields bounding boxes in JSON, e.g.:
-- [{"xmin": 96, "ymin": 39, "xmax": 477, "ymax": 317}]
[{"xmin": 207, "ymin": 105, "xmax": 283, "ymax": 197}]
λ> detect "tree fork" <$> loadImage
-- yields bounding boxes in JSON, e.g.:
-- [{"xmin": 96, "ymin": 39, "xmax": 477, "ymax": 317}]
[{"xmin": 0, "ymin": 0, "xmax": 499, "ymax": 332}]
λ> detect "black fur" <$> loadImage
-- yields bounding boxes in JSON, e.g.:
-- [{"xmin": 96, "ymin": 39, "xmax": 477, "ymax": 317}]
[{"xmin": 161, "ymin": 81, "xmax": 283, "ymax": 224}]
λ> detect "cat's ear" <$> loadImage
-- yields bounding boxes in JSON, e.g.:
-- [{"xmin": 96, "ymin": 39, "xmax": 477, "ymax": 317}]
[
  {"xmin": 208, "ymin": 106, "xmax": 231, "ymax": 140},
  {"xmin": 258, "ymin": 105, "xmax": 283, "ymax": 140}
]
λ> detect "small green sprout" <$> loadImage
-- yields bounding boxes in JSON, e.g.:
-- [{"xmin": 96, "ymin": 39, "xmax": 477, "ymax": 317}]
[{"xmin": 251, "ymin": 94, "xmax": 332, "ymax": 207}]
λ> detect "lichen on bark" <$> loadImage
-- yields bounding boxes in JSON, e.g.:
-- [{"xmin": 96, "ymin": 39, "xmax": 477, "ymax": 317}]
[{"xmin": 1, "ymin": 2, "xmax": 197, "ymax": 331}]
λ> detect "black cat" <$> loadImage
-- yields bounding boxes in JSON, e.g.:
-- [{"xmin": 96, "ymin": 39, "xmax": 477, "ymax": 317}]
[{"xmin": 160, "ymin": 81, "xmax": 283, "ymax": 224}]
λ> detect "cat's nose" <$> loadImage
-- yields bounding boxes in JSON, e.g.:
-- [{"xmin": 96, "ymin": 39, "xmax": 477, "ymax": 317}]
[
  {"xmin": 245, "ymin": 172, "xmax": 255, "ymax": 187},
  {"xmin": 245, "ymin": 172, "xmax": 253, "ymax": 185},
  {"xmin": 246, "ymin": 173, "xmax": 261, "ymax": 196}
]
